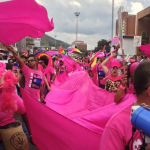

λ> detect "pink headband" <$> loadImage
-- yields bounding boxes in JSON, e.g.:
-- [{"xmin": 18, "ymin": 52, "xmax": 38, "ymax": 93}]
[
  {"xmin": 130, "ymin": 62, "xmax": 140, "ymax": 74},
  {"xmin": 39, "ymin": 60, "xmax": 44, "ymax": 63}
]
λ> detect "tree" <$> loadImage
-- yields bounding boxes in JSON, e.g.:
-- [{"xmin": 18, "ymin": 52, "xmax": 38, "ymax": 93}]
[{"xmin": 94, "ymin": 39, "xmax": 111, "ymax": 53}]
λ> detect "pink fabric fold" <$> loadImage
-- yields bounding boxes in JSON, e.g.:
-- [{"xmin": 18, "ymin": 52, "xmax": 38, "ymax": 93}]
[
  {"xmin": 21, "ymin": 88, "xmax": 101, "ymax": 150},
  {"xmin": 0, "ymin": 0, "xmax": 54, "ymax": 45}
]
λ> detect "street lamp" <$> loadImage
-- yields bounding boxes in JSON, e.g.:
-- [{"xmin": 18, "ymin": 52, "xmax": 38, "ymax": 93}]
[
  {"xmin": 74, "ymin": 12, "xmax": 80, "ymax": 47},
  {"xmin": 111, "ymin": 0, "xmax": 114, "ymax": 39},
  {"xmin": 54, "ymin": 35, "xmax": 57, "ymax": 50}
]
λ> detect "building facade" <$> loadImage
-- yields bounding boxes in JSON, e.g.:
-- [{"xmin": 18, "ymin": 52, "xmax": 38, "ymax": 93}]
[{"xmin": 116, "ymin": 6, "xmax": 150, "ymax": 56}]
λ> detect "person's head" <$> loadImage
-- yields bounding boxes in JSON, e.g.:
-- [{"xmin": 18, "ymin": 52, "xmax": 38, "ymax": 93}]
[
  {"xmin": 134, "ymin": 60, "xmax": 150, "ymax": 105},
  {"xmin": 20, "ymin": 55, "xmax": 27, "ymax": 64},
  {"xmin": 39, "ymin": 56, "xmax": 49, "ymax": 68},
  {"xmin": 85, "ymin": 57, "xmax": 89, "ymax": 63},
  {"xmin": 6, "ymin": 63, "xmax": 13, "ymax": 71},
  {"xmin": 27, "ymin": 54, "xmax": 38, "ymax": 69},
  {"xmin": 77, "ymin": 57, "xmax": 81, "ymax": 62},
  {"xmin": 59, "ymin": 60, "xmax": 64, "ymax": 66},
  {"xmin": 110, "ymin": 61, "xmax": 121, "ymax": 77},
  {"xmin": 0, "ymin": 53, "xmax": 3, "ymax": 59},
  {"xmin": 8, "ymin": 59, "xmax": 14, "ymax": 65},
  {"xmin": 127, "ymin": 62, "xmax": 139, "ymax": 87}
]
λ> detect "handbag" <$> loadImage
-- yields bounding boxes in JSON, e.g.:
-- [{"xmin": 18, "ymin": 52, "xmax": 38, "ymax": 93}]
[{"xmin": 0, "ymin": 114, "xmax": 29, "ymax": 150}]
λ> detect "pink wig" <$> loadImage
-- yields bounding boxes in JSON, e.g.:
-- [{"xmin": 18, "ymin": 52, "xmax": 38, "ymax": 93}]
[{"xmin": 0, "ymin": 63, "xmax": 18, "ymax": 113}]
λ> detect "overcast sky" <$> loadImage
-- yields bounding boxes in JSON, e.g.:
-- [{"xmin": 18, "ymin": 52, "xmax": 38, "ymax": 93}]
[{"xmin": 3, "ymin": 0, "xmax": 148, "ymax": 50}]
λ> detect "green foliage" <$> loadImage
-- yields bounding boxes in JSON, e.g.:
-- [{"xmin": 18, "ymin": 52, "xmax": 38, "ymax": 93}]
[
  {"xmin": 94, "ymin": 39, "xmax": 111, "ymax": 53},
  {"xmin": 40, "ymin": 34, "xmax": 70, "ymax": 49}
]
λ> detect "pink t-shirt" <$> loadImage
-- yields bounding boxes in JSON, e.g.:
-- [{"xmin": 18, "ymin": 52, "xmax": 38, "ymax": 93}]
[
  {"xmin": 0, "ymin": 93, "xmax": 25, "ymax": 127},
  {"xmin": 22, "ymin": 65, "xmax": 43, "ymax": 100},
  {"xmin": 100, "ymin": 104, "xmax": 143, "ymax": 150},
  {"xmin": 44, "ymin": 66, "xmax": 55, "ymax": 84}
]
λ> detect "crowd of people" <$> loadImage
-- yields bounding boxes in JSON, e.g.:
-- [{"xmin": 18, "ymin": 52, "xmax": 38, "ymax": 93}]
[{"xmin": 0, "ymin": 45, "xmax": 150, "ymax": 150}]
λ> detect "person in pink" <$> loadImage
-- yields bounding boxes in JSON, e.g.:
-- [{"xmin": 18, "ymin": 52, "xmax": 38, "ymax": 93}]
[
  {"xmin": 100, "ymin": 60, "xmax": 150, "ymax": 150},
  {"xmin": 57, "ymin": 60, "xmax": 68, "ymax": 75},
  {"xmin": 114, "ymin": 62, "xmax": 140, "ymax": 104},
  {"xmin": 7, "ymin": 46, "xmax": 44, "ymax": 102},
  {"xmin": 54, "ymin": 56, "xmax": 59, "ymax": 70},
  {"xmin": 39, "ymin": 56, "xmax": 56, "ymax": 84},
  {"xmin": 0, "ymin": 62, "xmax": 31, "ymax": 149},
  {"xmin": 90, "ymin": 54, "xmax": 106, "ymax": 89},
  {"xmin": 101, "ymin": 53, "xmax": 123, "ymax": 92},
  {"xmin": 82, "ymin": 57, "xmax": 90, "ymax": 71}
]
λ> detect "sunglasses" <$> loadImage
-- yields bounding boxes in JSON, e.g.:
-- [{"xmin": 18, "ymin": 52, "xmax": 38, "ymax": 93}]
[{"xmin": 28, "ymin": 59, "xmax": 35, "ymax": 63}]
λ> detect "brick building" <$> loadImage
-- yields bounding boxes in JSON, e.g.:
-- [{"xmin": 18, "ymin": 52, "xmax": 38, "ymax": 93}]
[
  {"xmin": 116, "ymin": 12, "xmax": 136, "ymax": 55},
  {"xmin": 136, "ymin": 6, "xmax": 150, "ymax": 55},
  {"xmin": 116, "ymin": 6, "xmax": 150, "ymax": 55}
]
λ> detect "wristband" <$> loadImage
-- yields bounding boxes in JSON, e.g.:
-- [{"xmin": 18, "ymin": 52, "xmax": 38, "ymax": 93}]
[
  {"xmin": 120, "ymin": 85, "xmax": 126, "ymax": 90},
  {"xmin": 109, "ymin": 56, "xmax": 113, "ymax": 61}
]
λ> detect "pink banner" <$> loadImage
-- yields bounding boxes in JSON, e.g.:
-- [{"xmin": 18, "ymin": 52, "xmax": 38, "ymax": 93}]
[
  {"xmin": 21, "ymin": 89, "xmax": 101, "ymax": 150},
  {"xmin": 46, "ymin": 51, "xmax": 58, "ymax": 55},
  {"xmin": 0, "ymin": 0, "xmax": 54, "ymax": 45}
]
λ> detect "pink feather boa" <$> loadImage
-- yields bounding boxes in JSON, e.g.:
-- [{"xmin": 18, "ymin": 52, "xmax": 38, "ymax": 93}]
[{"xmin": 0, "ymin": 70, "xmax": 18, "ymax": 113}]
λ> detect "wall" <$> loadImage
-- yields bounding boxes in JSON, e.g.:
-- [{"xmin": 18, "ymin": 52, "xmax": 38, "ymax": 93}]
[{"xmin": 123, "ymin": 37, "xmax": 136, "ymax": 55}]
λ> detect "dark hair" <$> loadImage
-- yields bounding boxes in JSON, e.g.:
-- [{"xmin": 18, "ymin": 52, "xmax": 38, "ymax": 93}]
[
  {"xmin": 134, "ymin": 60, "xmax": 150, "ymax": 96},
  {"xmin": 39, "ymin": 56, "xmax": 48, "ymax": 66},
  {"xmin": 20, "ymin": 55, "xmax": 27, "ymax": 60},
  {"xmin": 6, "ymin": 63, "xmax": 13, "ymax": 70},
  {"xmin": 8, "ymin": 58, "xmax": 14, "ymax": 63},
  {"xmin": 27, "ymin": 54, "xmax": 36, "ymax": 60}
]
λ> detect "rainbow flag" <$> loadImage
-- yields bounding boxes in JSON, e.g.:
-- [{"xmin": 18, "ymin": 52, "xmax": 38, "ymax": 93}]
[
  {"xmin": 58, "ymin": 46, "xmax": 65, "ymax": 54},
  {"xmin": 35, "ymin": 52, "xmax": 53, "ymax": 66}
]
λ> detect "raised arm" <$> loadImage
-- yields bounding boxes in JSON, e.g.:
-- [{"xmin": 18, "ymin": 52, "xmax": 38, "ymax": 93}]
[
  {"xmin": 6, "ymin": 46, "xmax": 24, "ymax": 69},
  {"xmin": 101, "ymin": 53, "xmax": 116, "ymax": 75},
  {"xmin": 114, "ymin": 76, "xmax": 127, "ymax": 104}
]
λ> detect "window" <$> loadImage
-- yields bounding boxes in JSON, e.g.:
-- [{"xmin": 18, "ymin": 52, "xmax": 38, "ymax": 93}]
[{"xmin": 141, "ymin": 31, "xmax": 147, "ymax": 38}]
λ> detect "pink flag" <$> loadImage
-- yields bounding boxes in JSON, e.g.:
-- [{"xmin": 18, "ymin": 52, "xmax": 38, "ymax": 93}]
[
  {"xmin": 21, "ymin": 89, "xmax": 101, "ymax": 150},
  {"xmin": 139, "ymin": 44, "xmax": 150, "ymax": 58},
  {"xmin": 108, "ymin": 37, "xmax": 120, "ymax": 47},
  {"xmin": 0, "ymin": 0, "xmax": 54, "ymax": 45}
]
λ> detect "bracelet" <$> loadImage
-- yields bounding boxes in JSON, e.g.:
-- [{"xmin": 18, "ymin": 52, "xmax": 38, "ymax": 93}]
[
  {"xmin": 120, "ymin": 85, "xmax": 126, "ymax": 90},
  {"xmin": 109, "ymin": 56, "xmax": 113, "ymax": 61}
]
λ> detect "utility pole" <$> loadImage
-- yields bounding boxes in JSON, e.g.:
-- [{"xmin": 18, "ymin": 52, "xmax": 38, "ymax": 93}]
[{"xmin": 74, "ymin": 12, "xmax": 80, "ymax": 48}]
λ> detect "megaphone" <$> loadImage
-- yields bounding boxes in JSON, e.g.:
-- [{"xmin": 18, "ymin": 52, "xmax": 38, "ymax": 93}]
[{"xmin": 131, "ymin": 105, "xmax": 150, "ymax": 137}]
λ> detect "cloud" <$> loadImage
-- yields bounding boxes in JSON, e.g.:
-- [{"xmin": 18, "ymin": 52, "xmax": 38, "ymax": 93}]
[
  {"xmin": 69, "ymin": 1, "xmax": 81, "ymax": 7},
  {"xmin": 130, "ymin": 2, "xmax": 144, "ymax": 14},
  {"xmin": 33, "ymin": 0, "xmax": 149, "ymax": 49}
]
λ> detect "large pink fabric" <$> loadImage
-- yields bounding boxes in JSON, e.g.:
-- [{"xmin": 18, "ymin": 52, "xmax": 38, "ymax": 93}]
[
  {"xmin": 61, "ymin": 55, "xmax": 82, "ymax": 73},
  {"xmin": 21, "ymin": 89, "xmax": 101, "ymax": 150},
  {"xmin": 45, "ymin": 71, "xmax": 136, "ymax": 136},
  {"xmin": 139, "ymin": 44, "xmax": 150, "ymax": 58},
  {"xmin": 0, "ymin": 0, "xmax": 54, "ymax": 45},
  {"xmin": 45, "ymin": 71, "xmax": 115, "ymax": 116}
]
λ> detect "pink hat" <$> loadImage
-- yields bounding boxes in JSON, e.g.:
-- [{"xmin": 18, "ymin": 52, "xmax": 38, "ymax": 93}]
[
  {"xmin": 110, "ymin": 61, "xmax": 121, "ymax": 68},
  {"xmin": 130, "ymin": 62, "xmax": 140, "ymax": 74}
]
